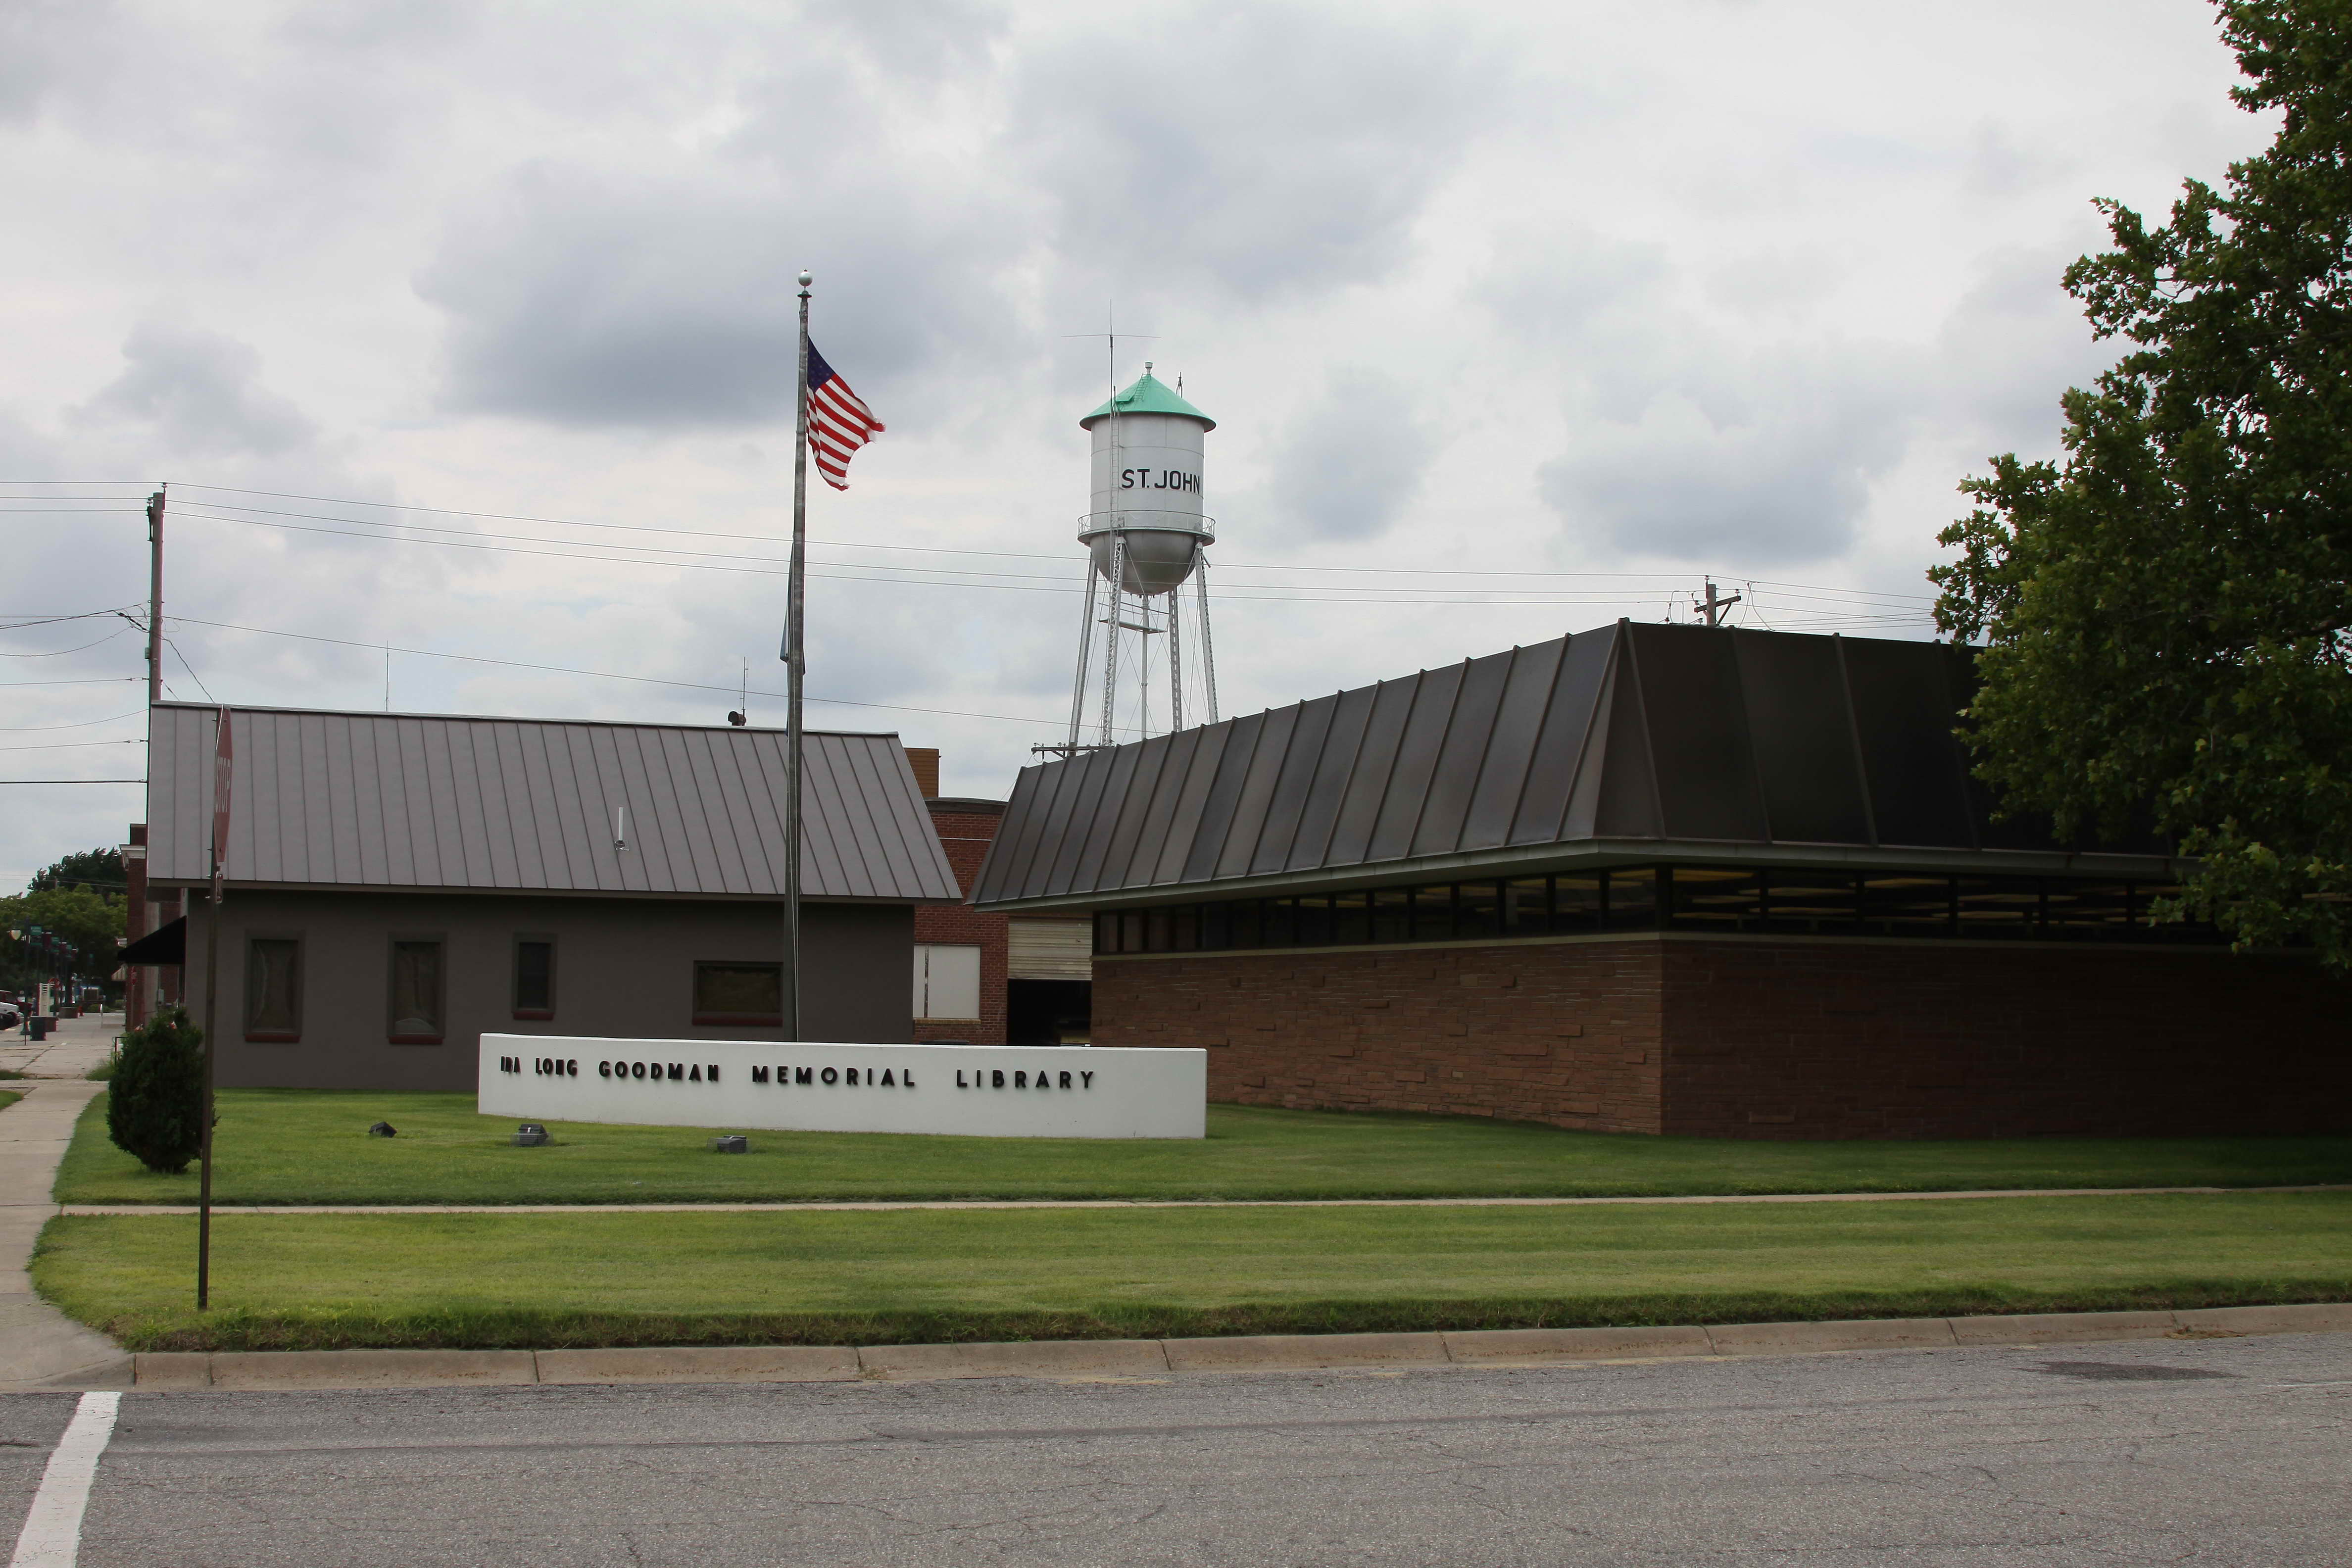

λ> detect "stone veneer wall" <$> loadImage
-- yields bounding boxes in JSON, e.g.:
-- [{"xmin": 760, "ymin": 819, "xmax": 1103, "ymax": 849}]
[
  {"xmin": 1091, "ymin": 939, "xmax": 1668, "ymax": 1133},
  {"xmin": 1093, "ymin": 935, "xmax": 2352, "ymax": 1139}
]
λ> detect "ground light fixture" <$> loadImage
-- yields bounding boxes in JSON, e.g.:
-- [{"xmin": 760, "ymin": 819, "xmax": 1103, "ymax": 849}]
[
  {"xmin": 512, "ymin": 1124, "xmax": 549, "ymax": 1147},
  {"xmin": 708, "ymin": 1134, "xmax": 749, "ymax": 1154},
  {"xmin": 366, "ymin": 1121, "xmax": 396, "ymax": 1138}
]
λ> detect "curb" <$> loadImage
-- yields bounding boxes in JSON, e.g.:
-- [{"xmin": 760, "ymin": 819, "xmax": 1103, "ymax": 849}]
[{"xmin": 28, "ymin": 1301, "xmax": 2350, "ymax": 1393}]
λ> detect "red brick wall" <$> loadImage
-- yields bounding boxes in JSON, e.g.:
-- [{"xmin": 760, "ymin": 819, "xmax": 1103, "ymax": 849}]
[
  {"xmin": 1093, "ymin": 934, "xmax": 2352, "ymax": 1139},
  {"xmin": 1092, "ymin": 940, "xmax": 1667, "ymax": 1132},
  {"xmin": 1660, "ymin": 939, "xmax": 2352, "ymax": 1139},
  {"xmin": 912, "ymin": 805, "xmax": 1007, "ymax": 1044}
]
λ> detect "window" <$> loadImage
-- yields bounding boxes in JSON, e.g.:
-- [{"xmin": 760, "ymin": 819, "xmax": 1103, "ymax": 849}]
[
  {"xmin": 244, "ymin": 937, "xmax": 301, "ymax": 1042},
  {"xmin": 693, "ymin": 961, "xmax": 783, "ymax": 1027},
  {"xmin": 512, "ymin": 937, "xmax": 555, "ymax": 1019},
  {"xmin": 388, "ymin": 939, "xmax": 444, "ymax": 1044},
  {"xmin": 913, "ymin": 944, "xmax": 981, "ymax": 1021}
]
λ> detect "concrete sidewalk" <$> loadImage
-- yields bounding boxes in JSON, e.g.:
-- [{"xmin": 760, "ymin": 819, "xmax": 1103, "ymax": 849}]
[
  {"xmin": 47, "ymin": 1181, "xmax": 2352, "ymax": 1217},
  {"xmin": 0, "ymin": 1009, "xmax": 120, "ymax": 1080},
  {"xmin": 0, "ymin": 1078, "xmax": 128, "ymax": 1389}
]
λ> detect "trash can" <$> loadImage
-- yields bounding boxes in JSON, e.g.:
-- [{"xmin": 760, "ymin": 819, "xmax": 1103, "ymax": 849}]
[{"xmin": 28, "ymin": 1017, "xmax": 51, "ymax": 1041}]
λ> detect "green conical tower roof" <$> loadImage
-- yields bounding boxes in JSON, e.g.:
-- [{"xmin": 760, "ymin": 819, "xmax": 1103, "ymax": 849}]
[{"xmin": 1080, "ymin": 369, "xmax": 1215, "ymax": 431}]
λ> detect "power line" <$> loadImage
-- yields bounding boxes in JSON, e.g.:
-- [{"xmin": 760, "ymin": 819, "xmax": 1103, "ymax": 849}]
[
  {"xmin": 165, "ymin": 616, "xmax": 1089, "ymax": 733},
  {"xmin": 0, "ymin": 629, "xmax": 130, "ymax": 658},
  {"xmin": 0, "ymin": 679, "xmax": 141, "ymax": 689},
  {"xmin": 0, "ymin": 711, "xmax": 144, "ymax": 733},
  {"xmin": 155, "ymin": 481, "xmax": 1937, "ymax": 603},
  {"xmin": 162, "ymin": 503, "xmax": 1937, "ymax": 615},
  {"xmin": 0, "ymin": 780, "xmax": 144, "ymax": 785},
  {"xmin": 0, "ymin": 739, "xmax": 145, "ymax": 752}
]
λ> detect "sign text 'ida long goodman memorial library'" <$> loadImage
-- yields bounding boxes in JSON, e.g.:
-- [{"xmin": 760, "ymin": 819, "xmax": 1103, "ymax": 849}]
[{"xmin": 478, "ymin": 1036, "xmax": 1208, "ymax": 1139}]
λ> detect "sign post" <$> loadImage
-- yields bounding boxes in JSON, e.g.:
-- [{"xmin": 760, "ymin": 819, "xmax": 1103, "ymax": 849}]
[{"xmin": 196, "ymin": 706, "xmax": 231, "ymax": 1310}]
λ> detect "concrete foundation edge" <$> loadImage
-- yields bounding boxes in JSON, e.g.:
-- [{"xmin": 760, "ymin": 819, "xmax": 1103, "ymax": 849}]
[{"xmin": 74, "ymin": 1301, "xmax": 2349, "ymax": 1392}]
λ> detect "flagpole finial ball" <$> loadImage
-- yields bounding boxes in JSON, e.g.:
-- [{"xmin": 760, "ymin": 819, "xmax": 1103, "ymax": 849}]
[{"xmin": 797, "ymin": 270, "xmax": 812, "ymax": 288}]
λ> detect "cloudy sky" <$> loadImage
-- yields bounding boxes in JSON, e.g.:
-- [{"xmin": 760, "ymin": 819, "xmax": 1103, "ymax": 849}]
[{"xmin": 0, "ymin": 0, "xmax": 2273, "ymax": 888}]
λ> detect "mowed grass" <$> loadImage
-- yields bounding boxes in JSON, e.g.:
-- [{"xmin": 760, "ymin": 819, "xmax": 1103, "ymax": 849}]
[
  {"xmin": 37, "ymin": 1191, "xmax": 2352, "ymax": 1351},
  {"xmin": 51, "ymin": 1089, "xmax": 2352, "ymax": 1206},
  {"xmin": 0, "ymin": 1090, "xmax": 20, "ymax": 1114}
]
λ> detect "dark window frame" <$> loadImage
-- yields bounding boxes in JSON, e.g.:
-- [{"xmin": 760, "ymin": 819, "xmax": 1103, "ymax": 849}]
[
  {"xmin": 512, "ymin": 933, "xmax": 557, "ymax": 1021},
  {"xmin": 692, "ymin": 960, "xmax": 784, "ymax": 1028},
  {"xmin": 386, "ymin": 934, "xmax": 447, "ymax": 1046},
  {"xmin": 242, "ymin": 932, "xmax": 303, "ymax": 1043}
]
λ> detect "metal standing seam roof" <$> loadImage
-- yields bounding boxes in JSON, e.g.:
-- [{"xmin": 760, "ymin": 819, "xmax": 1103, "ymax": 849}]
[
  {"xmin": 970, "ymin": 621, "xmax": 2173, "ymax": 911},
  {"xmin": 145, "ymin": 704, "xmax": 961, "ymax": 902}
]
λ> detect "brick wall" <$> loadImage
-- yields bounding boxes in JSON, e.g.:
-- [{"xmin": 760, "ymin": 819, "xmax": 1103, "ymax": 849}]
[
  {"xmin": 1660, "ymin": 939, "xmax": 2352, "ymax": 1139},
  {"xmin": 1092, "ymin": 940, "xmax": 1667, "ymax": 1132},
  {"xmin": 912, "ymin": 804, "xmax": 1008, "ymax": 1044},
  {"xmin": 1093, "ymin": 934, "xmax": 2352, "ymax": 1139}
]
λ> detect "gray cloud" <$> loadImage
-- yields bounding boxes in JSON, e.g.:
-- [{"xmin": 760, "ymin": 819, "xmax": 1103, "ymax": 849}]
[
  {"xmin": 1264, "ymin": 367, "xmax": 1434, "ymax": 542},
  {"xmin": 1931, "ymin": 242, "xmax": 2115, "ymax": 457},
  {"xmin": 1013, "ymin": 4, "xmax": 1503, "ymax": 301},
  {"xmin": 1537, "ymin": 359, "xmax": 1915, "ymax": 564},
  {"xmin": 72, "ymin": 323, "xmax": 317, "ymax": 458}
]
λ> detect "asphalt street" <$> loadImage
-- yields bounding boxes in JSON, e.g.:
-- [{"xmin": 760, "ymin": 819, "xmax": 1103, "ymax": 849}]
[{"xmin": 3, "ymin": 1331, "xmax": 2347, "ymax": 1567}]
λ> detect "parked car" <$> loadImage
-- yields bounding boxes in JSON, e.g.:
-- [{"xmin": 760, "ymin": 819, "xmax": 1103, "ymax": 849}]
[{"xmin": 0, "ymin": 1002, "xmax": 20, "ymax": 1030}]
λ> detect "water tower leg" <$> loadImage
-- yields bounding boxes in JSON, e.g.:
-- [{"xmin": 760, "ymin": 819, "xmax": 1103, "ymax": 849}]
[
  {"xmin": 1195, "ymin": 557, "xmax": 1220, "ymax": 725},
  {"xmin": 1167, "ymin": 588, "xmax": 1185, "ymax": 732},
  {"xmin": 1065, "ymin": 567, "xmax": 1099, "ymax": 752},
  {"xmin": 1098, "ymin": 535, "xmax": 1127, "ymax": 747}
]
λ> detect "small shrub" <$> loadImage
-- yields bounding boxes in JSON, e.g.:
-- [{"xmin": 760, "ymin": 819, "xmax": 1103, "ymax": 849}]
[{"xmin": 106, "ymin": 1007, "xmax": 204, "ymax": 1174}]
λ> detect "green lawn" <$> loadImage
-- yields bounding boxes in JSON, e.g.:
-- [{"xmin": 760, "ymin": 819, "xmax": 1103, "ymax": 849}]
[
  {"xmin": 51, "ymin": 1090, "xmax": 2352, "ymax": 1206},
  {"xmin": 37, "ymin": 1191, "xmax": 2352, "ymax": 1351},
  {"xmin": 0, "ymin": 1090, "xmax": 20, "ymax": 1114}
]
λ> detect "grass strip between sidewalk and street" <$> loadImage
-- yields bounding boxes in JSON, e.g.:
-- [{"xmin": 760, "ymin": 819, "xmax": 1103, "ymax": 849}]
[
  {"xmin": 0, "ymin": 1090, "xmax": 20, "ymax": 1114},
  {"xmin": 35, "ymin": 1189, "xmax": 2352, "ymax": 1353},
  {"xmin": 50, "ymin": 1090, "xmax": 2352, "ymax": 1206}
]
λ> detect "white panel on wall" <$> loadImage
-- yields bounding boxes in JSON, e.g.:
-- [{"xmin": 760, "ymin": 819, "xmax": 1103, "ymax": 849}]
[{"xmin": 914, "ymin": 943, "xmax": 981, "ymax": 1020}]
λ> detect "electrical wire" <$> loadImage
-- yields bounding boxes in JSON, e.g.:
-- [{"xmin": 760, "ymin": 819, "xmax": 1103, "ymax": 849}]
[
  {"xmin": 157, "ymin": 482, "xmax": 1937, "ymax": 604},
  {"xmin": 0, "ymin": 628, "xmax": 129, "ymax": 658},
  {"xmin": 164, "ymin": 616, "xmax": 1092, "ymax": 733},
  {"xmin": 0, "ymin": 678, "xmax": 141, "ymax": 689},
  {"xmin": 0, "ymin": 711, "xmax": 144, "ymax": 733},
  {"xmin": 163, "ymin": 637, "xmax": 216, "ymax": 703},
  {"xmin": 0, "ymin": 739, "xmax": 144, "ymax": 752}
]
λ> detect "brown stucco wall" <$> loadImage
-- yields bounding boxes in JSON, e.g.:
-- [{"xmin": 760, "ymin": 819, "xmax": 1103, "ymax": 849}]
[
  {"xmin": 1093, "ymin": 934, "xmax": 2352, "ymax": 1139},
  {"xmin": 1092, "ymin": 939, "xmax": 1667, "ymax": 1131},
  {"xmin": 1657, "ymin": 939, "xmax": 2352, "ymax": 1139},
  {"xmin": 180, "ymin": 890, "xmax": 915, "ymax": 1092}
]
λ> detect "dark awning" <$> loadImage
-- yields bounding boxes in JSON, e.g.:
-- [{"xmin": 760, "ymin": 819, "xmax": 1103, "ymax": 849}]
[{"xmin": 121, "ymin": 916, "xmax": 185, "ymax": 966}]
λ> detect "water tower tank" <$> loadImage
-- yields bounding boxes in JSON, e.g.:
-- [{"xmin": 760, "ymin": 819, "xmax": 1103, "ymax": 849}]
[{"xmin": 1079, "ymin": 366, "xmax": 1216, "ymax": 596}]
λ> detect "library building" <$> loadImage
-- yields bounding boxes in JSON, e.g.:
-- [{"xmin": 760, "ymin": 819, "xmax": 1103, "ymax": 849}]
[{"xmin": 971, "ymin": 621, "xmax": 2352, "ymax": 1139}]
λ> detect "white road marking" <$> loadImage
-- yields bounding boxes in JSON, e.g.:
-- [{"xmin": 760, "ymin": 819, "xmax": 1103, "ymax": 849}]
[{"xmin": 9, "ymin": 1392, "xmax": 120, "ymax": 1568}]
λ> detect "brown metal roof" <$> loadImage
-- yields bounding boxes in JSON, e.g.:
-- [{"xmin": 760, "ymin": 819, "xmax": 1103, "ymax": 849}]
[
  {"xmin": 146, "ymin": 704, "xmax": 960, "ymax": 902},
  {"xmin": 971, "ymin": 621, "xmax": 2171, "ymax": 911}
]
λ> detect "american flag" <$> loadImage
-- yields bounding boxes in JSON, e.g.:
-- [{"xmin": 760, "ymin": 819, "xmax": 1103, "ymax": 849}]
[{"xmin": 806, "ymin": 342, "xmax": 884, "ymax": 490}]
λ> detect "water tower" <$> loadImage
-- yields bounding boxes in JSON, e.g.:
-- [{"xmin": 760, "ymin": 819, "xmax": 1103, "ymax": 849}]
[{"xmin": 1053, "ymin": 364, "xmax": 1220, "ymax": 752}]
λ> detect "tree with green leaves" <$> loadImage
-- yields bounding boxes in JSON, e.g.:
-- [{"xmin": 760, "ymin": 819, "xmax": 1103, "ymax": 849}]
[
  {"xmin": 1931, "ymin": 0, "xmax": 2352, "ymax": 968},
  {"xmin": 29, "ymin": 847, "xmax": 125, "ymax": 894}
]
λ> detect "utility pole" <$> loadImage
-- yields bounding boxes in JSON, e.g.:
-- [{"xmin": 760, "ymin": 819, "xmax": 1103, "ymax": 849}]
[
  {"xmin": 145, "ymin": 490, "xmax": 165, "ymax": 705},
  {"xmin": 1695, "ymin": 579, "xmax": 1743, "ymax": 628}
]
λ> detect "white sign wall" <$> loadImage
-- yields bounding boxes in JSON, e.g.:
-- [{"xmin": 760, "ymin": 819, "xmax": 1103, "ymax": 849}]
[{"xmin": 479, "ymin": 1034, "xmax": 1206, "ymax": 1139}]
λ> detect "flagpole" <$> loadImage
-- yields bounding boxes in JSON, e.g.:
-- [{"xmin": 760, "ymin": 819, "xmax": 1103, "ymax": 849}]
[{"xmin": 783, "ymin": 269, "xmax": 810, "ymax": 1040}]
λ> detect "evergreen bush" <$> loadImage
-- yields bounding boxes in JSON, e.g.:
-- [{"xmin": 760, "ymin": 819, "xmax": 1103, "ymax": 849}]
[{"xmin": 106, "ymin": 1006, "xmax": 204, "ymax": 1174}]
